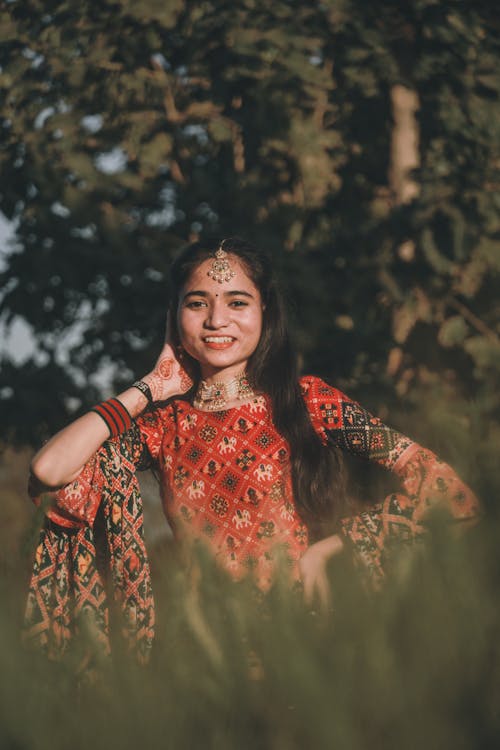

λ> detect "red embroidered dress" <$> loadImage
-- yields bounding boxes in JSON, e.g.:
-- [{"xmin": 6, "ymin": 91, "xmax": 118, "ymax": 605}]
[
  {"xmin": 137, "ymin": 392, "xmax": 305, "ymax": 588},
  {"xmin": 25, "ymin": 376, "xmax": 480, "ymax": 659},
  {"xmin": 40, "ymin": 376, "xmax": 479, "ymax": 587}
]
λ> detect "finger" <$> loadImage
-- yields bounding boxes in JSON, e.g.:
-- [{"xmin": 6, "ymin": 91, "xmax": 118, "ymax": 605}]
[
  {"xmin": 302, "ymin": 571, "xmax": 331, "ymax": 609},
  {"xmin": 301, "ymin": 572, "xmax": 314, "ymax": 604},
  {"xmin": 316, "ymin": 572, "xmax": 332, "ymax": 611}
]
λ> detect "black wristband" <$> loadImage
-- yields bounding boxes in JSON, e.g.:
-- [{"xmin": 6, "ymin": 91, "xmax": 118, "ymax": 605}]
[{"xmin": 132, "ymin": 380, "xmax": 153, "ymax": 403}]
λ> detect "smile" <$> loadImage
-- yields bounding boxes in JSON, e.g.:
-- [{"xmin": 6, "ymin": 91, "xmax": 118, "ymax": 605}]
[
  {"xmin": 202, "ymin": 336, "xmax": 236, "ymax": 350},
  {"xmin": 203, "ymin": 336, "xmax": 235, "ymax": 343}
]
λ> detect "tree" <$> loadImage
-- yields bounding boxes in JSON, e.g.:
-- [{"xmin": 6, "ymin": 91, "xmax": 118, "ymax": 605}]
[{"xmin": 0, "ymin": 0, "xmax": 499, "ymax": 445}]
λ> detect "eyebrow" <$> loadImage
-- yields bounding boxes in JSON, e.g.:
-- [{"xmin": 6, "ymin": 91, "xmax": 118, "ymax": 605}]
[{"xmin": 182, "ymin": 290, "xmax": 255, "ymax": 300}]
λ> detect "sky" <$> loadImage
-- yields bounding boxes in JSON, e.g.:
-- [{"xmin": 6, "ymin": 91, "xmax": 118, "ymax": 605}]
[
  {"xmin": 0, "ymin": 145, "xmax": 134, "ymax": 369},
  {"xmin": 0, "ymin": 211, "xmax": 37, "ymax": 363}
]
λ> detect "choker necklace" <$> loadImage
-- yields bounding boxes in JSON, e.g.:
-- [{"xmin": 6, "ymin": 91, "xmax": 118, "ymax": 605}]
[{"xmin": 193, "ymin": 371, "xmax": 255, "ymax": 411}]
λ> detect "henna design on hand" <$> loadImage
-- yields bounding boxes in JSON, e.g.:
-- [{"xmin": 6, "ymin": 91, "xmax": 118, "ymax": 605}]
[
  {"xmin": 158, "ymin": 358, "xmax": 174, "ymax": 379},
  {"xmin": 145, "ymin": 372, "xmax": 164, "ymax": 402},
  {"xmin": 180, "ymin": 369, "xmax": 193, "ymax": 392}
]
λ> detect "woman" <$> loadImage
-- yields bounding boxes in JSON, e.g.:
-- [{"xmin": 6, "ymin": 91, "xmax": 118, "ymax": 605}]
[{"xmin": 26, "ymin": 237, "xmax": 480, "ymax": 660}]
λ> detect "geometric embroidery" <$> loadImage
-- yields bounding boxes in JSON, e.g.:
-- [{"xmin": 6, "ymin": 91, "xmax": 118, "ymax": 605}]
[
  {"xmin": 240, "ymin": 486, "xmax": 263, "ymax": 506},
  {"xmin": 300, "ymin": 374, "xmax": 480, "ymax": 586},
  {"xmin": 173, "ymin": 465, "xmax": 189, "ymax": 487},
  {"xmin": 24, "ymin": 428, "xmax": 155, "ymax": 664},
  {"xmin": 344, "ymin": 430, "xmax": 368, "ymax": 453},
  {"xmin": 201, "ymin": 459, "xmax": 221, "ymax": 477},
  {"xmin": 236, "ymin": 449, "xmax": 256, "ymax": 471},
  {"xmin": 199, "ymin": 424, "xmax": 217, "ymax": 443},
  {"xmin": 255, "ymin": 430, "xmax": 275, "ymax": 450},
  {"xmin": 271, "ymin": 447, "xmax": 289, "ymax": 464},
  {"xmin": 233, "ymin": 417, "xmax": 253, "ymax": 434},
  {"xmin": 26, "ymin": 371, "xmax": 480, "ymax": 654},
  {"xmin": 135, "ymin": 396, "xmax": 313, "ymax": 588},
  {"xmin": 319, "ymin": 402, "xmax": 339, "ymax": 427},
  {"xmin": 369, "ymin": 429, "xmax": 392, "ymax": 454},
  {"xmin": 186, "ymin": 445, "xmax": 204, "ymax": 464},
  {"xmin": 221, "ymin": 471, "xmax": 240, "ymax": 491},
  {"xmin": 209, "ymin": 494, "xmax": 228, "ymax": 517},
  {"xmin": 342, "ymin": 401, "xmax": 369, "ymax": 427}
]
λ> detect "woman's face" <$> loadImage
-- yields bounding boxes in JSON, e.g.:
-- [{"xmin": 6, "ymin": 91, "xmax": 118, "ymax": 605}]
[{"xmin": 177, "ymin": 256, "xmax": 263, "ymax": 381}]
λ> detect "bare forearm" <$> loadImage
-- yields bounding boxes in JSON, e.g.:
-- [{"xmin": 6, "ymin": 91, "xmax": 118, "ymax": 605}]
[
  {"xmin": 30, "ymin": 338, "xmax": 193, "ymax": 489},
  {"xmin": 310, "ymin": 533, "xmax": 344, "ymax": 558},
  {"xmin": 30, "ymin": 385, "xmax": 150, "ymax": 488}
]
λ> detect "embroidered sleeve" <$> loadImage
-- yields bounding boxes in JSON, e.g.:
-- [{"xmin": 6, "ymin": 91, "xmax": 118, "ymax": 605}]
[
  {"xmin": 339, "ymin": 445, "xmax": 481, "ymax": 586},
  {"xmin": 135, "ymin": 405, "xmax": 170, "ymax": 462},
  {"xmin": 301, "ymin": 375, "xmax": 481, "ymax": 585},
  {"xmin": 29, "ymin": 421, "xmax": 154, "ymax": 529},
  {"xmin": 300, "ymin": 374, "xmax": 413, "ymax": 468}
]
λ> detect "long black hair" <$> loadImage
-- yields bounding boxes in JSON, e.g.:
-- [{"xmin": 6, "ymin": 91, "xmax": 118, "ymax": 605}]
[{"xmin": 168, "ymin": 237, "xmax": 347, "ymax": 535}]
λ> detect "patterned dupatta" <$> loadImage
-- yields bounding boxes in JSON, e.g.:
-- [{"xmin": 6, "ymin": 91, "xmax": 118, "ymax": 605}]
[
  {"xmin": 23, "ymin": 396, "xmax": 480, "ymax": 664},
  {"xmin": 23, "ymin": 428, "xmax": 155, "ymax": 665}
]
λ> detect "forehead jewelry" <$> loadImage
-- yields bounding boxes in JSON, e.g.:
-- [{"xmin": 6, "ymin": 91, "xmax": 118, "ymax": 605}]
[{"xmin": 207, "ymin": 245, "xmax": 236, "ymax": 284}]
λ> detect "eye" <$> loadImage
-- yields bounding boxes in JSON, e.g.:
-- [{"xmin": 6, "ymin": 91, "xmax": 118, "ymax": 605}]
[
  {"xmin": 229, "ymin": 299, "xmax": 249, "ymax": 308},
  {"xmin": 185, "ymin": 300, "xmax": 207, "ymax": 309}
]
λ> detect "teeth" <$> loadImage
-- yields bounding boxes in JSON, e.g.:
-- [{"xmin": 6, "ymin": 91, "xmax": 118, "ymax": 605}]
[{"xmin": 204, "ymin": 336, "xmax": 233, "ymax": 343}]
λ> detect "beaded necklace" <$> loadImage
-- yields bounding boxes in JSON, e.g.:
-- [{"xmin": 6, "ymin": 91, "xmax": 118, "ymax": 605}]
[{"xmin": 193, "ymin": 371, "xmax": 255, "ymax": 411}]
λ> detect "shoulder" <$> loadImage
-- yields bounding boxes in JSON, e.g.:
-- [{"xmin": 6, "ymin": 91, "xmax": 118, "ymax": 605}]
[
  {"xmin": 138, "ymin": 400, "xmax": 175, "ymax": 425},
  {"xmin": 299, "ymin": 374, "xmax": 346, "ymax": 401},
  {"xmin": 299, "ymin": 375, "xmax": 349, "ymax": 412},
  {"xmin": 136, "ymin": 398, "xmax": 187, "ymax": 436},
  {"xmin": 135, "ymin": 398, "xmax": 188, "ymax": 458},
  {"xmin": 299, "ymin": 375, "xmax": 352, "ymax": 434}
]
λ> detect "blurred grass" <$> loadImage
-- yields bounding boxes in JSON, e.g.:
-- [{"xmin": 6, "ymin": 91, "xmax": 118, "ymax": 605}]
[
  {"xmin": 1, "ymin": 399, "xmax": 499, "ymax": 750},
  {"xmin": 1, "ymin": 522, "xmax": 499, "ymax": 750}
]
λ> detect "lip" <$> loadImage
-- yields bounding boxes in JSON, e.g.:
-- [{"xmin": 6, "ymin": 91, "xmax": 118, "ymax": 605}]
[{"xmin": 202, "ymin": 336, "xmax": 236, "ymax": 350}]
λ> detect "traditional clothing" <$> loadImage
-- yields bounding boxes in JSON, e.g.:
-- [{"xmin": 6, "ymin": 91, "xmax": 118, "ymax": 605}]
[{"xmin": 25, "ymin": 377, "xmax": 479, "ymax": 659}]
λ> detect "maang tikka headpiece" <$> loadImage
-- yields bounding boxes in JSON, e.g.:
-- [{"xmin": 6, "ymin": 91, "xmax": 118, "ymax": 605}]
[{"xmin": 207, "ymin": 242, "xmax": 236, "ymax": 284}]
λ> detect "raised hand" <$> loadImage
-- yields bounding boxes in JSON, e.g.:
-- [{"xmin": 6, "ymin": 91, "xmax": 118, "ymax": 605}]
[
  {"xmin": 141, "ymin": 315, "xmax": 194, "ymax": 401},
  {"xmin": 30, "ymin": 318, "xmax": 194, "ymax": 489}
]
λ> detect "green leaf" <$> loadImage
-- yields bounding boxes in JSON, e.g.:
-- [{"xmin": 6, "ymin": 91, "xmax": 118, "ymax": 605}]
[
  {"xmin": 438, "ymin": 315, "xmax": 469, "ymax": 348},
  {"xmin": 139, "ymin": 132, "xmax": 174, "ymax": 175}
]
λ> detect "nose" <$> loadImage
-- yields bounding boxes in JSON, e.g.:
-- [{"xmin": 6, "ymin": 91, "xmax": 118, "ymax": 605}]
[{"xmin": 204, "ymin": 299, "xmax": 230, "ymax": 329}]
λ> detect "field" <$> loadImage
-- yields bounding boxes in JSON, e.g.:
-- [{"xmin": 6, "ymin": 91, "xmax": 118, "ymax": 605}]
[{"xmin": 1, "ymin": 423, "xmax": 499, "ymax": 750}]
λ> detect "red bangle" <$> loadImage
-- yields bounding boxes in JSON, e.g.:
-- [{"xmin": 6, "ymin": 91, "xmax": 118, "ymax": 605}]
[{"xmin": 91, "ymin": 398, "xmax": 132, "ymax": 437}]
